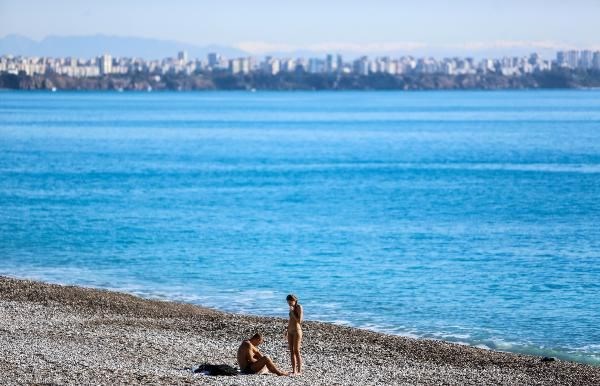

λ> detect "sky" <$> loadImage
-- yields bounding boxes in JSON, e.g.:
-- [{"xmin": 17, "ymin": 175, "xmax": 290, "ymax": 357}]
[{"xmin": 1, "ymin": 0, "xmax": 599, "ymax": 56}]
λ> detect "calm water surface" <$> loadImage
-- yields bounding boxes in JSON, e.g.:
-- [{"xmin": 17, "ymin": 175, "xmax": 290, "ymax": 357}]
[{"xmin": 1, "ymin": 90, "xmax": 599, "ymax": 364}]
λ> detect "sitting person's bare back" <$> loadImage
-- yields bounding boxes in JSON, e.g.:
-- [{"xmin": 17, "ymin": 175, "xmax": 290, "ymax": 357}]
[{"xmin": 237, "ymin": 333, "xmax": 288, "ymax": 376}]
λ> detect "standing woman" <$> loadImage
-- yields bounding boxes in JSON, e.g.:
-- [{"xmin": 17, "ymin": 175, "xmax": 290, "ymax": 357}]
[{"xmin": 285, "ymin": 294, "xmax": 303, "ymax": 374}]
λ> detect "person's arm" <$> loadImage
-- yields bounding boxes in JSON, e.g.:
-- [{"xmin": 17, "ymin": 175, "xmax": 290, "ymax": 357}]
[
  {"xmin": 253, "ymin": 347, "xmax": 264, "ymax": 360},
  {"xmin": 295, "ymin": 304, "xmax": 303, "ymax": 323}
]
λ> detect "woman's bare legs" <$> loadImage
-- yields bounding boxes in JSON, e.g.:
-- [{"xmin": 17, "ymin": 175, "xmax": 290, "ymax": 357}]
[
  {"xmin": 293, "ymin": 331, "xmax": 302, "ymax": 374},
  {"xmin": 250, "ymin": 356, "xmax": 288, "ymax": 376},
  {"xmin": 288, "ymin": 331, "xmax": 302, "ymax": 374},
  {"xmin": 287, "ymin": 332, "xmax": 297, "ymax": 373}
]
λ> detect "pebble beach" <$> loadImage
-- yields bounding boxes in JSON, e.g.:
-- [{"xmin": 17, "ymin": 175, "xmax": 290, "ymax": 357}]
[{"xmin": 1, "ymin": 276, "xmax": 599, "ymax": 385}]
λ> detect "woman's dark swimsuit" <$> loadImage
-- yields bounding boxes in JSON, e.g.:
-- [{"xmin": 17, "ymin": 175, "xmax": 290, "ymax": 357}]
[{"xmin": 241, "ymin": 363, "xmax": 257, "ymax": 374}]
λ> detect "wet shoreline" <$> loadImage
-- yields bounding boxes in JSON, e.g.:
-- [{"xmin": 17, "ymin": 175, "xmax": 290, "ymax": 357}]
[{"xmin": 1, "ymin": 276, "xmax": 598, "ymax": 385}]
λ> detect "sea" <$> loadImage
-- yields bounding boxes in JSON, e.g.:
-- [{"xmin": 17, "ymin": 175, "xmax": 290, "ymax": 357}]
[{"xmin": 1, "ymin": 90, "xmax": 599, "ymax": 365}]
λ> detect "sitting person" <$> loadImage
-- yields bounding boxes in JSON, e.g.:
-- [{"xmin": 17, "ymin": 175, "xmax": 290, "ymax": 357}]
[{"xmin": 236, "ymin": 333, "xmax": 288, "ymax": 376}]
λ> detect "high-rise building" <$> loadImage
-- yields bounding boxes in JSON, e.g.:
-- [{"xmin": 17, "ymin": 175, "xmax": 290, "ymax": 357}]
[
  {"xmin": 229, "ymin": 58, "xmax": 241, "ymax": 74},
  {"xmin": 479, "ymin": 58, "xmax": 495, "ymax": 73},
  {"xmin": 556, "ymin": 51, "xmax": 567, "ymax": 67},
  {"xmin": 593, "ymin": 52, "xmax": 600, "ymax": 70},
  {"xmin": 528, "ymin": 53, "xmax": 541, "ymax": 66},
  {"xmin": 566, "ymin": 50, "xmax": 579, "ymax": 68},
  {"xmin": 229, "ymin": 58, "xmax": 250, "ymax": 74},
  {"xmin": 579, "ymin": 50, "xmax": 593, "ymax": 69},
  {"xmin": 268, "ymin": 59, "xmax": 280, "ymax": 75},
  {"xmin": 260, "ymin": 56, "xmax": 278, "ymax": 74},
  {"xmin": 353, "ymin": 56, "xmax": 370, "ymax": 76},
  {"xmin": 98, "ymin": 54, "xmax": 112, "ymax": 75},
  {"xmin": 248, "ymin": 57, "xmax": 259, "ymax": 72},
  {"xmin": 326, "ymin": 54, "xmax": 338, "ymax": 73},
  {"xmin": 240, "ymin": 58, "xmax": 250, "ymax": 74},
  {"xmin": 386, "ymin": 60, "xmax": 397, "ymax": 74},
  {"xmin": 207, "ymin": 53, "xmax": 221, "ymax": 68},
  {"xmin": 336, "ymin": 54, "xmax": 343, "ymax": 72},
  {"xmin": 308, "ymin": 58, "xmax": 324, "ymax": 74},
  {"xmin": 294, "ymin": 58, "xmax": 307, "ymax": 72},
  {"xmin": 280, "ymin": 58, "xmax": 296, "ymax": 72},
  {"xmin": 178, "ymin": 51, "xmax": 188, "ymax": 63},
  {"xmin": 443, "ymin": 60, "xmax": 456, "ymax": 75}
]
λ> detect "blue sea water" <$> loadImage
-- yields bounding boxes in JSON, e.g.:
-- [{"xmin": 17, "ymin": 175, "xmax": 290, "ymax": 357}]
[{"xmin": 1, "ymin": 90, "xmax": 599, "ymax": 365}]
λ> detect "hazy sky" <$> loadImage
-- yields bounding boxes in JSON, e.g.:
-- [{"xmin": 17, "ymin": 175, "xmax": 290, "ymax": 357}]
[{"xmin": 1, "ymin": 0, "xmax": 599, "ymax": 54}]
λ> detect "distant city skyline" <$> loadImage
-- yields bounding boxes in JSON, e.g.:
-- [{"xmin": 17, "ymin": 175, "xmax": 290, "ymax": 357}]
[
  {"xmin": 1, "ymin": 0, "xmax": 600, "ymax": 58},
  {"xmin": 4, "ymin": 48, "xmax": 599, "ymax": 91},
  {"xmin": 4, "ymin": 46, "xmax": 598, "ymax": 80}
]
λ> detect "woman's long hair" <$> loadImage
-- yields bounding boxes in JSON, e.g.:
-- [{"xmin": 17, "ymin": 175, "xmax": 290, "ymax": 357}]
[{"xmin": 286, "ymin": 294, "xmax": 300, "ymax": 319}]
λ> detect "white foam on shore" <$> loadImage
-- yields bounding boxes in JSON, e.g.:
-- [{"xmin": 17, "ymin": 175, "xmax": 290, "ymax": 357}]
[{"xmin": 329, "ymin": 319, "xmax": 353, "ymax": 327}]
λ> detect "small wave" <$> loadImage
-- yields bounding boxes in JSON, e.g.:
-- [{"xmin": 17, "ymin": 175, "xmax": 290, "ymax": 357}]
[
  {"xmin": 173, "ymin": 162, "xmax": 600, "ymax": 174},
  {"xmin": 329, "ymin": 319, "xmax": 353, "ymax": 327}
]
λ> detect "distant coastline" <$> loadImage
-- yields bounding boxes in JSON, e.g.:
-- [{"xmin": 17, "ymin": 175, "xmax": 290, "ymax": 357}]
[{"xmin": 2, "ymin": 69, "xmax": 600, "ymax": 91}]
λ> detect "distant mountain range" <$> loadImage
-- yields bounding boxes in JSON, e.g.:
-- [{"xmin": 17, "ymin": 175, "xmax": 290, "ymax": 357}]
[
  {"xmin": 0, "ymin": 34, "xmax": 248, "ymax": 60},
  {"xmin": 0, "ymin": 34, "xmax": 565, "ymax": 60}
]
